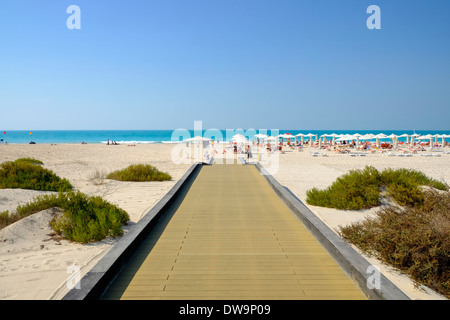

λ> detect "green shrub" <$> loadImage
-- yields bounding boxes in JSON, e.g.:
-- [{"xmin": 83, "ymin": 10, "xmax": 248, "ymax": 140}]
[
  {"xmin": 50, "ymin": 192, "xmax": 129, "ymax": 243},
  {"xmin": 306, "ymin": 166, "xmax": 382, "ymax": 210},
  {"xmin": 107, "ymin": 164, "xmax": 172, "ymax": 182},
  {"xmin": 339, "ymin": 190, "xmax": 450, "ymax": 299},
  {"xmin": 14, "ymin": 158, "xmax": 44, "ymax": 166},
  {"xmin": 15, "ymin": 193, "xmax": 62, "ymax": 217},
  {"xmin": 0, "ymin": 159, "xmax": 73, "ymax": 192},
  {"xmin": 381, "ymin": 168, "xmax": 448, "ymax": 191},
  {"xmin": 381, "ymin": 168, "xmax": 448, "ymax": 208},
  {"xmin": 0, "ymin": 210, "xmax": 15, "ymax": 230},
  {"xmin": 4, "ymin": 192, "xmax": 129, "ymax": 243},
  {"xmin": 306, "ymin": 166, "xmax": 449, "ymax": 210}
]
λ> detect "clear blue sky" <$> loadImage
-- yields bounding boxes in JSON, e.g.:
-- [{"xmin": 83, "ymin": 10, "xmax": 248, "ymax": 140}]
[{"xmin": 1, "ymin": 0, "xmax": 449, "ymax": 130}]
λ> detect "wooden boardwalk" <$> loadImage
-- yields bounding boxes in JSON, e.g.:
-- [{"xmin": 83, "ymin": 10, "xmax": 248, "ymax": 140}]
[{"xmin": 102, "ymin": 164, "xmax": 367, "ymax": 300}]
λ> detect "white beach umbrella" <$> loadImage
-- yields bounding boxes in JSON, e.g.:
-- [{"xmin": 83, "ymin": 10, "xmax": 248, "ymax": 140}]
[
  {"xmin": 433, "ymin": 134, "xmax": 439, "ymax": 144},
  {"xmin": 328, "ymin": 133, "xmax": 340, "ymax": 145},
  {"xmin": 397, "ymin": 133, "xmax": 409, "ymax": 144},
  {"xmin": 184, "ymin": 136, "xmax": 212, "ymax": 142},
  {"xmin": 303, "ymin": 133, "xmax": 315, "ymax": 147},
  {"xmin": 336, "ymin": 134, "xmax": 355, "ymax": 141},
  {"xmin": 386, "ymin": 134, "xmax": 397, "ymax": 146},
  {"xmin": 253, "ymin": 134, "xmax": 268, "ymax": 147},
  {"xmin": 254, "ymin": 133, "xmax": 268, "ymax": 139},
  {"xmin": 320, "ymin": 134, "xmax": 334, "ymax": 143},
  {"xmin": 295, "ymin": 133, "xmax": 305, "ymax": 144},
  {"xmin": 352, "ymin": 133, "xmax": 364, "ymax": 145},
  {"xmin": 373, "ymin": 133, "xmax": 388, "ymax": 147},
  {"xmin": 232, "ymin": 134, "xmax": 251, "ymax": 147},
  {"xmin": 385, "ymin": 134, "xmax": 398, "ymax": 149},
  {"xmin": 417, "ymin": 135, "xmax": 432, "ymax": 140},
  {"xmin": 417, "ymin": 135, "xmax": 433, "ymax": 148},
  {"xmin": 358, "ymin": 134, "xmax": 368, "ymax": 140},
  {"xmin": 277, "ymin": 134, "xmax": 295, "ymax": 146},
  {"xmin": 232, "ymin": 134, "xmax": 246, "ymax": 141},
  {"xmin": 265, "ymin": 136, "xmax": 277, "ymax": 147},
  {"xmin": 277, "ymin": 134, "xmax": 294, "ymax": 139},
  {"xmin": 436, "ymin": 134, "xmax": 446, "ymax": 145},
  {"xmin": 444, "ymin": 134, "xmax": 450, "ymax": 144},
  {"xmin": 410, "ymin": 133, "xmax": 420, "ymax": 145},
  {"xmin": 360, "ymin": 134, "xmax": 375, "ymax": 140},
  {"xmin": 444, "ymin": 134, "xmax": 450, "ymax": 145},
  {"xmin": 233, "ymin": 136, "xmax": 249, "ymax": 144}
]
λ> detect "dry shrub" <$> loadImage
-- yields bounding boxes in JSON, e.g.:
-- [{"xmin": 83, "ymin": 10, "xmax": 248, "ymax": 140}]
[{"xmin": 340, "ymin": 190, "xmax": 450, "ymax": 298}]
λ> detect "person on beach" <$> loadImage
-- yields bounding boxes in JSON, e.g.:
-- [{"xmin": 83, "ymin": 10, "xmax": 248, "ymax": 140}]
[{"xmin": 246, "ymin": 145, "xmax": 252, "ymax": 159}]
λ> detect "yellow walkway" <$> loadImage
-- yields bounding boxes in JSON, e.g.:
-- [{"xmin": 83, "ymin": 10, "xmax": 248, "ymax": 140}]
[{"xmin": 102, "ymin": 164, "xmax": 367, "ymax": 300}]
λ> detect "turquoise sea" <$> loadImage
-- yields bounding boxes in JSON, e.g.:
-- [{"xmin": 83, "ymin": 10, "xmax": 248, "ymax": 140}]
[{"xmin": 1, "ymin": 130, "xmax": 450, "ymax": 144}]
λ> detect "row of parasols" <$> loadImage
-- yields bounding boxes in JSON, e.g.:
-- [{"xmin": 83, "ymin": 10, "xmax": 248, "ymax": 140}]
[
  {"xmin": 184, "ymin": 133, "xmax": 450, "ymax": 147},
  {"xmin": 253, "ymin": 133, "xmax": 450, "ymax": 146}
]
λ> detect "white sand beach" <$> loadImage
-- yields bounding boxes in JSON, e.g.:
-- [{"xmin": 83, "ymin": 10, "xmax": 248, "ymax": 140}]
[{"xmin": 0, "ymin": 143, "xmax": 449, "ymax": 300}]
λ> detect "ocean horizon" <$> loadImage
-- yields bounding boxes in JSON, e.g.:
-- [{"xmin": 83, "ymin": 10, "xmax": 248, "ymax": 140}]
[{"xmin": 1, "ymin": 129, "xmax": 450, "ymax": 145}]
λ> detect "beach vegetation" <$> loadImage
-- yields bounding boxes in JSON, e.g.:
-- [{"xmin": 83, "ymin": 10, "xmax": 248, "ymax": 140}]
[
  {"xmin": 339, "ymin": 190, "xmax": 450, "ymax": 299},
  {"xmin": 380, "ymin": 168, "xmax": 448, "ymax": 207},
  {"xmin": 107, "ymin": 164, "xmax": 172, "ymax": 182},
  {"xmin": 0, "ymin": 159, "xmax": 73, "ymax": 192},
  {"xmin": 306, "ymin": 166, "xmax": 448, "ymax": 210},
  {"xmin": 14, "ymin": 158, "xmax": 44, "ymax": 166},
  {"xmin": 0, "ymin": 210, "xmax": 16, "ymax": 230},
  {"xmin": 3, "ymin": 191, "xmax": 129, "ymax": 243},
  {"xmin": 89, "ymin": 168, "xmax": 107, "ymax": 186},
  {"xmin": 306, "ymin": 166, "xmax": 382, "ymax": 210}
]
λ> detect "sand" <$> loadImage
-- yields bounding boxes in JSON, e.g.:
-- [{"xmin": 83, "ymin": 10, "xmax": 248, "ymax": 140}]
[{"xmin": 0, "ymin": 143, "xmax": 449, "ymax": 300}]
